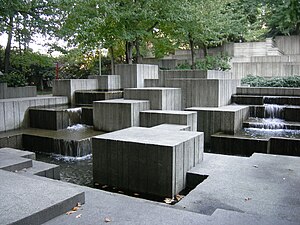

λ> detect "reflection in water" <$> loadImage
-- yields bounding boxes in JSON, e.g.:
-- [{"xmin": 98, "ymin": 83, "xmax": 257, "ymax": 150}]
[{"xmin": 36, "ymin": 153, "xmax": 93, "ymax": 187}]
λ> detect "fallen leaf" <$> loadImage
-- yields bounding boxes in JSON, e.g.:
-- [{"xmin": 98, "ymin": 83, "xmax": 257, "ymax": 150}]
[
  {"xmin": 133, "ymin": 193, "xmax": 139, "ymax": 196},
  {"xmin": 253, "ymin": 165, "xmax": 258, "ymax": 168},
  {"xmin": 72, "ymin": 206, "xmax": 80, "ymax": 211},
  {"xmin": 105, "ymin": 217, "xmax": 111, "ymax": 223},
  {"xmin": 164, "ymin": 198, "xmax": 174, "ymax": 204},
  {"xmin": 76, "ymin": 214, "xmax": 82, "ymax": 219},
  {"xmin": 175, "ymin": 195, "xmax": 184, "ymax": 201},
  {"xmin": 102, "ymin": 185, "xmax": 108, "ymax": 188},
  {"xmin": 94, "ymin": 182, "xmax": 100, "ymax": 186},
  {"xmin": 66, "ymin": 210, "xmax": 75, "ymax": 215},
  {"xmin": 77, "ymin": 202, "xmax": 82, "ymax": 207}
]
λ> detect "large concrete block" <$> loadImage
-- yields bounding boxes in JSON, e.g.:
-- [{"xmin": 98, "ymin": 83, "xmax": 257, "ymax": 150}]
[
  {"xmin": 92, "ymin": 127, "xmax": 203, "ymax": 197},
  {"xmin": 88, "ymin": 75, "xmax": 121, "ymax": 91},
  {"xmin": 140, "ymin": 110, "xmax": 197, "ymax": 131},
  {"xmin": 53, "ymin": 79, "xmax": 98, "ymax": 105},
  {"xmin": 186, "ymin": 105, "xmax": 249, "ymax": 145},
  {"xmin": 115, "ymin": 64, "xmax": 159, "ymax": 89},
  {"xmin": 165, "ymin": 79, "xmax": 240, "ymax": 108},
  {"xmin": 93, "ymin": 99, "xmax": 150, "ymax": 132},
  {"xmin": 124, "ymin": 87, "xmax": 181, "ymax": 110}
]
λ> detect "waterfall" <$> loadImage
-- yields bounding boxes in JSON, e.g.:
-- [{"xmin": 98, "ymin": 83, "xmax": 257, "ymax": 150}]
[
  {"xmin": 264, "ymin": 104, "xmax": 284, "ymax": 119},
  {"xmin": 53, "ymin": 138, "xmax": 92, "ymax": 157},
  {"xmin": 66, "ymin": 107, "xmax": 82, "ymax": 125},
  {"xmin": 250, "ymin": 118, "xmax": 286, "ymax": 130}
]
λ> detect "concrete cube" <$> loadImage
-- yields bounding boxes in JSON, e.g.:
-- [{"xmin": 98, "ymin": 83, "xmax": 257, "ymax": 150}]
[
  {"xmin": 88, "ymin": 75, "xmax": 121, "ymax": 91},
  {"xmin": 124, "ymin": 87, "xmax": 181, "ymax": 110},
  {"xmin": 93, "ymin": 99, "xmax": 150, "ymax": 132},
  {"xmin": 92, "ymin": 127, "xmax": 204, "ymax": 197}
]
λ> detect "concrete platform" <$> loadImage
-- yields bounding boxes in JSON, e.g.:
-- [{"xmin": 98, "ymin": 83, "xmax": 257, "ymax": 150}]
[
  {"xmin": 186, "ymin": 105, "xmax": 249, "ymax": 145},
  {"xmin": 92, "ymin": 127, "xmax": 204, "ymax": 197},
  {"xmin": 93, "ymin": 99, "xmax": 150, "ymax": 132},
  {"xmin": 150, "ymin": 124, "xmax": 191, "ymax": 131},
  {"xmin": 176, "ymin": 153, "xmax": 300, "ymax": 224},
  {"xmin": 124, "ymin": 87, "xmax": 181, "ymax": 110},
  {"xmin": 140, "ymin": 110, "xmax": 197, "ymax": 131},
  {"xmin": 75, "ymin": 90, "xmax": 123, "ymax": 106},
  {"xmin": 0, "ymin": 170, "xmax": 85, "ymax": 225}
]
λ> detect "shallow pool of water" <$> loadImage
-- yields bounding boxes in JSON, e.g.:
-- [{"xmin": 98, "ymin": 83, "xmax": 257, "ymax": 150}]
[{"xmin": 36, "ymin": 153, "xmax": 93, "ymax": 187}]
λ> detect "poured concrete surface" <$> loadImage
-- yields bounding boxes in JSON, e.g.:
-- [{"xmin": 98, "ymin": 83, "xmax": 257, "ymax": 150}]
[
  {"xmin": 0, "ymin": 170, "xmax": 85, "ymax": 225},
  {"xmin": 177, "ymin": 153, "xmax": 300, "ymax": 223}
]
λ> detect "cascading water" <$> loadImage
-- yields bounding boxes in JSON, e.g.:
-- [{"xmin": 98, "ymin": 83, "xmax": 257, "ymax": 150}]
[
  {"xmin": 264, "ymin": 104, "xmax": 284, "ymax": 119},
  {"xmin": 66, "ymin": 107, "xmax": 82, "ymax": 125}
]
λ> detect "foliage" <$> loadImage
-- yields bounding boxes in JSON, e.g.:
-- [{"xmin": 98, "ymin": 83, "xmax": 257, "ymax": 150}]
[
  {"xmin": 0, "ymin": 71, "xmax": 27, "ymax": 87},
  {"xmin": 176, "ymin": 54, "xmax": 231, "ymax": 71},
  {"xmin": 242, "ymin": 75, "xmax": 300, "ymax": 87}
]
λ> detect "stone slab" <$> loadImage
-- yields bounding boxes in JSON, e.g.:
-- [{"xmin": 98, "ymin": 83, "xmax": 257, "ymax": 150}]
[
  {"xmin": 150, "ymin": 124, "xmax": 191, "ymax": 131},
  {"xmin": 124, "ymin": 87, "xmax": 181, "ymax": 110},
  {"xmin": 88, "ymin": 75, "xmax": 121, "ymax": 91},
  {"xmin": 140, "ymin": 110, "xmax": 197, "ymax": 131},
  {"xmin": 92, "ymin": 127, "xmax": 203, "ymax": 197},
  {"xmin": 93, "ymin": 99, "xmax": 150, "ymax": 132},
  {"xmin": 0, "ymin": 170, "xmax": 85, "ymax": 225}
]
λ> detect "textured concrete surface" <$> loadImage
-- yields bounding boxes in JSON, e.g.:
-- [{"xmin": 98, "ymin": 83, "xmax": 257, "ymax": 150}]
[
  {"xmin": 0, "ymin": 83, "xmax": 37, "ymax": 99},
  {"xmin": 186, "ymin": 105, "xmax": 249, "ymax": 145},
  {"xmin": 115, "ymin": 64, "xmax": 159, "ymax": 89},
  {"xmin": 92, "ymin": 127, "xmax": 203, "ymax": 197},
  {"xmin": 93, "ymin": 99, "xmax": 150, "ymax": 132},
  {"xmin": 0, "ymin": 96, "xmax": 68, "ymax": 132},
  {"xmin": 177, "ymin": 153, "xmax": 300, "ymax": 224},
  {"xmin": 88, "ymin": 75, "xmax": 121, "ymax": 91},
  {"xmin": 150, "ymin": 124, "xmax": 191, "ymax": 131},
  {"xmin": 165, "ymin": 79, "xmax": 240, "ymax": 108},
  {"xmin": 75, "ymin": 90, "xmax": 123, "ymax": 106},
  {"xmin": 0, "ymin": 170, "xmax": 85, "ymax": 225},
  {"xmin": 124, "ymin": 87, "xmax": 181, "ymax": 110},
  {"xmin": 53, "ymin": 79, "xmax": 98, "ymax": 106},
  {"xmin": 140, "ymin": 110, "xmax": 197, "ymax": 131},
  {"xmin": 236, "ymin": 87, "xmax": 300, "ymax": 96}
]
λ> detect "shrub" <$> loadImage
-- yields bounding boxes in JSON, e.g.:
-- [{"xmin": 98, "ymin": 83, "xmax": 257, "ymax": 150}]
[
  {"xmin": 1, "ymin": 72, "xmax": 27, "ymax": 87},
  {"xmin": 241, "ymin": 75, "xmax": 300, "ymax": 87}
]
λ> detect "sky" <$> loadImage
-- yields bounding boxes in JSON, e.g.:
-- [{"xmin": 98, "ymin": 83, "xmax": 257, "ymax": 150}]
[{"xmin": 0, "ymin": 33, "xmax": 65, "ymax": 57}]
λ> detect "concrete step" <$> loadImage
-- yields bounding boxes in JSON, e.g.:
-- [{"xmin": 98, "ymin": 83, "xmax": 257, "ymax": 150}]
[
  {"xmin": 243, "ymin": 118, "xmax": 300, "ymax": 130},
  {"xmin": 236, "ymin": 87, "xmax": 300, "ymax": 96},
  {"xmin": 0, "ymin": 170, "xmax": 84, "ymax": 225},
  {"xmin": 140, "ymin": 110, "xmax": 197, "ymax": 131}
]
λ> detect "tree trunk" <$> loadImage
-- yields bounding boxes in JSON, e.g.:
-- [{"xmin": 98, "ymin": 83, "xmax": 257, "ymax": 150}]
[
  {"xmin": 188, "ymin": 33, "xmax": 195, "ymax": 70},
  {"xmin": 110, "ymin": 46, "xmax": 115, "ymax": 74},
  {"xmin": 135, "ymin": 38, "xmax": 142, "ymax": 64},
  {"xmin": 4, "ymin": 15, "xmax": 14, "ymax": 73},
  {"xmin": 126, "ymin": 41, "xmax": 133, "ymax": 64},
  {"xmin": 203, "ymin": 46, "xmax": 208, "ymax": 57}
]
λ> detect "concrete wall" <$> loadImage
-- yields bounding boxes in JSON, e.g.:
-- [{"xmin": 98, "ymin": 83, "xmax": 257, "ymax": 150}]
[
  {"xmin": 0, "ymin": 96, "xmax": 68, "ymax": 132},
  {"xmin": 165, "ymin": 79, "xmax": 240, "ymax": 108},
  {"xmin": 0, "ymin": 83, "xmax": 37, "ymax": 99},
  {"xmin": 75, "ymin": 90, "xmax": 123, "ymax": 106},
  {"xmin": 92, "ymin": 127, "xmax": 203, "ymax": 197},
  {"xmin": 236, "ymin": 87, "xmax": 300, "ymax": 96},
  {"xmin": 124, "ymin": 87, "xmax": 181, "ymax": 110},
  {"xmin": 275, "ymin": 35, "xmax": 300, "ymax": 55},
  {"xmin": 158, "ymin": 70, "xmax": 233, "ymax": 86},
  {"xmin": 140, "ymin": 110, "xmax": 197, "ymax": 131},
  {"xmin": 93, "ymin": 99, "xmax": 150, "ymax": 132},
  {"xmin": 141, "ymin": 58, "xmax": 178, "ymax": 69},
  {"xmin": 115, "ymin": 64, "xmax": 159, "ymax": 89},
  {"xmin": 52, "ymin": 79, "xmax": 98, "ymax": 106},
  {"xmin": 186, "ymin": 105, "xmax": 249, "ymax": 145}
]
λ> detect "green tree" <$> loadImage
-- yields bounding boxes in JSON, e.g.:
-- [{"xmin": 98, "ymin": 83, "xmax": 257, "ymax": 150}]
[{"xmin": 0, "ymin": 0, "xmax": 63, "ymax": 73}]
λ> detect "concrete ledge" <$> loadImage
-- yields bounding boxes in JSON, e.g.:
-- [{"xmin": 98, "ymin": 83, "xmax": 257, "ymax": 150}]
[
  {"xmin": 140, "ymin": 110, "xmax": 197, "ymax": 131},
  {"xmin": 150, "ymin": 124, "xmax": 191, "ymax": 131},
  {"xmin": 236, "ymin": 87, "xmax": 300, "ymax": 96},
  {"xmin": 93, "ymin": 99, "xmax": 150, "ymax": 132},
  {"xmin": 186, "ymin": 105, "xmax": 249, "ymax": 145},
  {"xmin": 0, "ymin": 83, "xmax": 37, "ymax": 99},
  {"xmin": 124, "ymin": 87, "xmax": 181, "ymax": 110}
]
